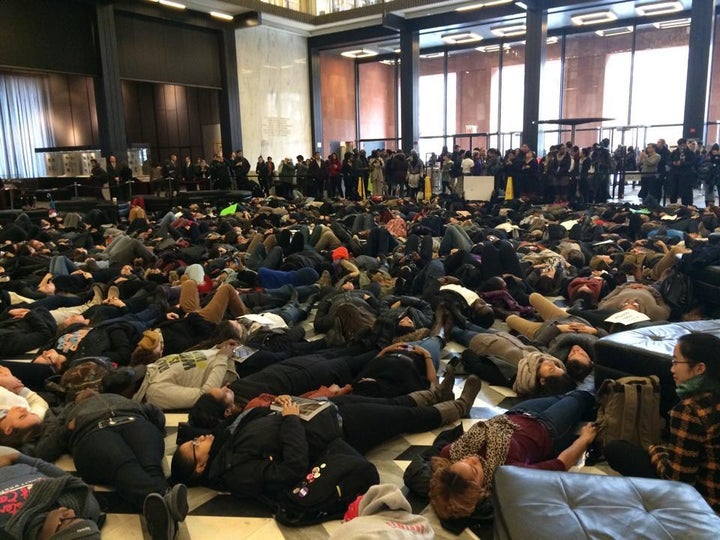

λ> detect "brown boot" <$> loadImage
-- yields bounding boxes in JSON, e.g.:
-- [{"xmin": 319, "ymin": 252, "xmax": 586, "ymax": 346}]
[
  {"xmin": 408, "ymin": 365, "xmax": 456, "ymax": 406},
  {"xmin": 432, "ymin": 375, "xmax": 482, "ymax": 423}
]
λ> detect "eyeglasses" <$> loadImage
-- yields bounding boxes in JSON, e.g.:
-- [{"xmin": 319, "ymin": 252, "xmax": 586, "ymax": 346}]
[
  {"xmin": 671, "ymin": 360, "xmax": 691, "ymax": 366},
  {"xmin": 191, "ymin": 438, "xmax": 201, "ymax": 470}
]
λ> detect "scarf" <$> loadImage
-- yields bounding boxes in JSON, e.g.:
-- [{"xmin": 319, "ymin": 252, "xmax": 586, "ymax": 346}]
[
  {"xmin": 449, "ymin": 415, "xmax": 519, "ymax": 489},
  {"xmin": 676, "ymin": 374, "xmax": 720, "ymax": 399}
]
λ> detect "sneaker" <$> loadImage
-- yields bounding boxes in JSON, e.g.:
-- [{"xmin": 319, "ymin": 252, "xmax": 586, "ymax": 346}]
[
  {"xmin": 143, "ymin": 493, "xmax": 175, "ymax": 540},
  {"xmin": 164, "ymin": 483, "xmax": 189, "ymax": 522}
]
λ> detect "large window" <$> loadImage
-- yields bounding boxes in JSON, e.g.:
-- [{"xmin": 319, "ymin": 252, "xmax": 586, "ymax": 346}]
[
  {"xmin": 632, "ymin": 23, "xmax": 689, "ymax": 146},
  {"xmin": 358, "ymin": 59, "xmax": 397, "ymax": 152},
  {"xmin": 0, "ymin": 72, "xmax": 55, "ymax": 178}
]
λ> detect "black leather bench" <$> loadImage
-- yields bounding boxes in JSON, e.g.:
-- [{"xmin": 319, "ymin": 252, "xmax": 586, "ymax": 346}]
[
  {"xmin": 493, "ymin": 466, "xmax": 720, "ymax": 540},
  {"xmin": 594, "ymin": 319, "xmax": 720, "ymax": 413}
]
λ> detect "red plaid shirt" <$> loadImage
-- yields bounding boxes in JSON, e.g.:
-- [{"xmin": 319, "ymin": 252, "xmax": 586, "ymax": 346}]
[{"xmin": 650, "ymin": 389, "xmax": 720, "ymax": 511}]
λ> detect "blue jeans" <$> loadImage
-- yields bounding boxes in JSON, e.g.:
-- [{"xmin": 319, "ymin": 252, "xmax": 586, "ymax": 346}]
[
  {"xmin": 508, "ymin": 390, "xmax": 594, "ymax": 452},
  {"xmin": 450, "ymin": 325, "xmax": 494, "ymax": 347},
  {"xmin": 49, "ymin": 255, "xmax": 78, "ymax": 276},
  {"xmin": 406, "ymin": 335, "xmax": 443, "ymax": 370},
  {"xmin": 438, "ymin": 224, "xmax": 473, "ymax": 256}
]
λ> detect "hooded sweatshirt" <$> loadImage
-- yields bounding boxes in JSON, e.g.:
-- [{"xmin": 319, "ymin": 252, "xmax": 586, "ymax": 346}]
[{"xmin": 330, "ymin": 483, "xmax": 433, "ymax": 540}]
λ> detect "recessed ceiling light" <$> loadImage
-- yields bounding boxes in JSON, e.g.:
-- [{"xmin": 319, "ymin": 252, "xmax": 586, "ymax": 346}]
[
  {"xmin": 571, "ymin": 11, "xmax": 617, "ymax": 26},
  {"xmin": 595, "ymin": 26, "xmax": 634, "ymax": 37},
  {"xmin": 455, "ymin": 0, "xmax": 513, "ymax": 11},
  {"xmin": 380, "ymin": 59, "xmax": 398, "ymax": 65},
  {"xmin": 210, "ymin": 11, "xmax": 233, "ymax": 21},
  {"xmin": 490, "ymin": 24, "xmax": 526, "ymax": 37},
  {"xmin": 546, "ymin": 36, "xmax": 559, "ymax": 44},
  {"xmin": 636, "ymin": 1, "xmax": 683, "ymax": 17},
  {"xmin": 653, "ymin": 18, "xmax": 691, "ymax": 29},
  {"xmin": 158, "ymin": 0, "xmax": 186, "ymax": 9},
  {"xmin": 340, "ymin": 49, "xmax": 378, "ymax": 59},
  {"xmin": 476, "ymin": 43, "xmax": 511, "ymax": 53},
  {"xmin": 420, "ymin": 52, "xmax": 445, "ymax": 59},
  {"xmin": 441, "ymin": 32, "xmax": 483, "ymax": 45}
]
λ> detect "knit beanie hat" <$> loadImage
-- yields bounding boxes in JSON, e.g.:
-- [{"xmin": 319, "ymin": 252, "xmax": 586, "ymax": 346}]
[
  {"xmin": 332, "ymin": 246, "xmax": 349, "ymax": 261},
  {"xmin": 50, "ymin": 519, "xmax": 101, "ymax": 540},
  {"xmin": 137, "ymin": 330, "xmax": 162, "ymax": 351}
]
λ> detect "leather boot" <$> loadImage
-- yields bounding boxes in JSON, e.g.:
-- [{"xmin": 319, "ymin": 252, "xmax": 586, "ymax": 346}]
[
  {"xmin": 432, "ymin": 375, "xmax": 482, "ymax": 423},
  {"xmin": 408, "ymin": 365, "xmax": 456, "ymax": 406}
]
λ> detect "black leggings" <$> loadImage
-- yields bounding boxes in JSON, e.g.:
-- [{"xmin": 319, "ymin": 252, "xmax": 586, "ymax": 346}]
[
  {"xmin": 333, "ymin": 394, "xmax": 441, "ymax": 454},
  {"xmin": 604, "ymin": 439, "xmax": 658, "ymax": 478}
]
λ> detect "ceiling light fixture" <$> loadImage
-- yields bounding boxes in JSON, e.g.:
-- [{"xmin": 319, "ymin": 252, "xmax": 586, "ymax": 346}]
[
  {"xmin": 515, "ymin": 1, "xmax": 528, "ymax": 10},
  {"xmin": 456, "ymin": 2, "xmax": 484, "ymax": 11},
  {"xmin": 476, "ymin": 43, "xmax": 511, "ymax": 53},
  {"xmin": 653, "ymin": 17, "xmax": 691, "ymax": 29},
  {"xmin": 490, "ymin": 24, "xmax": 526, "ymax": 37},
  {"xmin": 441, "ymin": 32, "xmax": 483, "ymax": 44},
  {"xmin": 636, "ymin": 1, "xmax": 683, "ymax": 17},
  {"xmin": 595, "ymin": 26, "xmax": 634, "ymax": 37},
  {"xmin": 420, "ymin": 52, "xmax": 445, "ymax": 59},
  {"xmin": 571, "ymin": 11, "xmax": 617, "ymax": 25},
  {"xmin": 159, "ymin": 0, "xmax": 186, "ymax": 9},
  {"xmin": 456, "ymin": 0, "xmax": 512, "ymax": 11},
  {"xmin": 210, "ymin": 11, "xmax": 233, "ymax": 20},
  {"xmin": 340, "ymin": 49, "xmax": 378, "ymax": 59}
]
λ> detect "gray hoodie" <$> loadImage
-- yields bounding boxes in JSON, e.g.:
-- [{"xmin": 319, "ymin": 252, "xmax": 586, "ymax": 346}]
[{"xmin": 330, "ymin": 484, "xmax": 433, "ymax": 540}]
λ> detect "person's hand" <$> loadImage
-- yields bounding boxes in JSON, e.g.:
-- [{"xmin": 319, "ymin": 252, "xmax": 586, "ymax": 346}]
[
  {"xmin": 39, "ymin": 507, "xmax": 78, "ymax": 540},
  {"xmin": 0, "ymin": 374, "xmax": 23, "ymax": 393},
  {"xmin": 0, "ymin": 451, "xmax": 20, "ymax": 467},
  {"xmin": 73, "ymin": 389, "xmax": 98, "ymax": 403},
  {"xmin": 103, "ymin": 297, "xmax": 125, "ymax": 307},
  {"xmin": 8, "ymin": 308, "xmax": 29, "ymax": 319},
  {"xmin": 218, "ymin": 340, "xmax": 238, "ymax": 357},
  {"xmin": 579, "ymin": 423, "xmax": 598, "ymax": 444},
  {"xmin": 390, "ymin": 300, "xmax": 401, "ymax": 309},
  {"xmin": 166, "ymin": 312, "xmax": 180, "ymax": 320},
  {"xmin": 281, "ymin": 401, "xmax": 300, "ymax": 417},
  {"xmin": 274, "ymin": 395, "xmax": 292, "ymax": 406},
  {"xmin": 0, "ymin": 366, "xmax": 10, "ymax": 377}
]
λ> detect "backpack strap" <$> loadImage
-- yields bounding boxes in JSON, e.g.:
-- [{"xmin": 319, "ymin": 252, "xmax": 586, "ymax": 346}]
[{"xmin": 619, "ymin": 381, "xmax": 639, "ymax": 443}]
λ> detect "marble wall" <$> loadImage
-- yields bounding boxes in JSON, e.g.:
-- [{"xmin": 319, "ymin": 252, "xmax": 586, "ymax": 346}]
[{"xmin": 235, "ymin": 26, "xmax": 312, "ymax": 164}]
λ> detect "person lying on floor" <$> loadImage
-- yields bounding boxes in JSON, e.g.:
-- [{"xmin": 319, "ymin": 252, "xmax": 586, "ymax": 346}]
[
  {"xmin": 0, "ymin": 366, "xmax": 50, "ymax": 448},
  {"xmin": 428, "ymin": 389, "xmax": 597, "ymax": 520},
  {"xmin": 104, "ymin": 340, "xmax": 239, "ymax": 411},
  {"xmin": 451, "ymin": 322, "xmax": 595, "ymax": 397},
  {"xmin": 170, "ymin": 375, "xmax": 482, "ymax": 503},
  {"xmin": 0, "ymin": 447, "xmax": 103, "ymax": 540},
  {"xmin": 0, "ymin": 390, "xmax": 189, "ymax": 540}
]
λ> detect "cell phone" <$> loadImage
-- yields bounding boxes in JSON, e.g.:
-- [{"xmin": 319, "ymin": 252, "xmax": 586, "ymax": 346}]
[{"xmin": 97, "ymin": 416, "xmax": 136, "ymax": 429}]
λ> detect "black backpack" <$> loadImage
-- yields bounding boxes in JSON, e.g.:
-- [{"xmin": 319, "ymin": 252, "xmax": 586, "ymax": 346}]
[{"xmin": 270, "ymin": 438, "xmax": 379, "ymax": 526}]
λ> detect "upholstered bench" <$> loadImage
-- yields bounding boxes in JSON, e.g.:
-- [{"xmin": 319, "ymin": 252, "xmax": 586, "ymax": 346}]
[
  {"xmin": 492, "ymin": 466, "xmax": 720, "ymax": 540},
  {"xmin": 594, "ymin": 319, "xmax": 720, "ymax": 413}
]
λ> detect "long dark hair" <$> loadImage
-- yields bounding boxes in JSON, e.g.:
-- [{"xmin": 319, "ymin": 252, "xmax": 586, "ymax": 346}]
[{"xmin": 677, "ymin": 333, "xmax": 720, "ymax": 382}]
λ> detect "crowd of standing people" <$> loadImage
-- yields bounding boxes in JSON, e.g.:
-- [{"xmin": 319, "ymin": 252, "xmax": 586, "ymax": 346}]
[{"xmin": 1, "ymin": 133, "xmax": 720, "ymax": 538}]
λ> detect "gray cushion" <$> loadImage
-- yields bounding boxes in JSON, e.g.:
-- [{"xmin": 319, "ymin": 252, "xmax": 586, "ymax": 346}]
[{"xmin": 493, "ymin": 466, "xmax": 720, "ymax": 540}]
